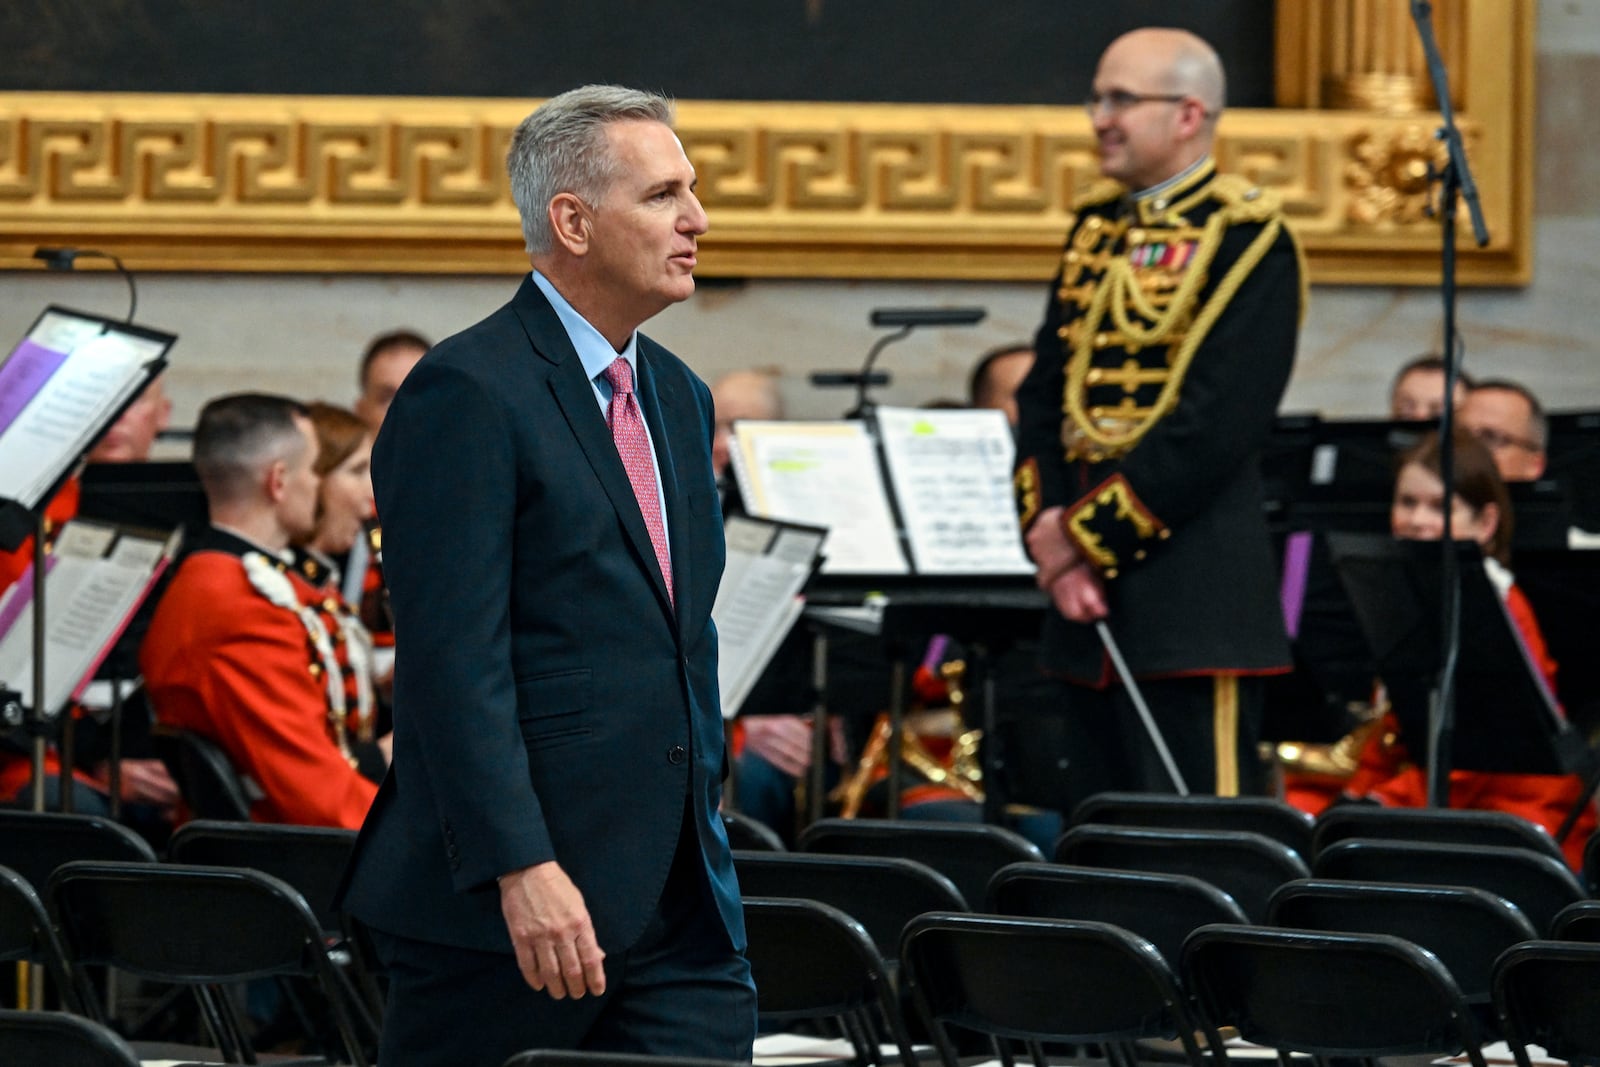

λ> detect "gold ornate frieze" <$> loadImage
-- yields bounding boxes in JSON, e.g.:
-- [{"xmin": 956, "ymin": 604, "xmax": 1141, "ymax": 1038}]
[{"xmin": 0, "ymin": 1, "xmax": 1532, "ymax": 284}]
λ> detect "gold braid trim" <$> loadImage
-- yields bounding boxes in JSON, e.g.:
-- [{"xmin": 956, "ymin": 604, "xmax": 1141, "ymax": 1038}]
[{"xmin": 1063, "ymin": 190, "xmax": 1286, "ymax": 458}]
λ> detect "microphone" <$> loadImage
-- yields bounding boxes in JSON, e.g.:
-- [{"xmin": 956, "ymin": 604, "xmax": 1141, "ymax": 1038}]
[
  {"xmin": 869, "ymin": 307, "xmax": 987, "ymax": 329},
  {"xmin": 33, "ymin": 246, "xmax": 139, "ymax": 324}
]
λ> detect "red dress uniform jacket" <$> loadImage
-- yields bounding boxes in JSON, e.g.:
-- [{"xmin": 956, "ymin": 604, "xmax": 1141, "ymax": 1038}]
[{"xmin": 140, "ymin": 529, "xmax": 377, "ymax": 829}]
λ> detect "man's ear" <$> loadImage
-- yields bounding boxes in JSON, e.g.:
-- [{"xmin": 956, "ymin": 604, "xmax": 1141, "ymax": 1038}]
[
  {"xmin": 264, "ymin": 458, "xmax": 288, "ymax": 503},
  {"xmin": 548, "ymin": 193, "xmax": 590, "ymax": 256}
]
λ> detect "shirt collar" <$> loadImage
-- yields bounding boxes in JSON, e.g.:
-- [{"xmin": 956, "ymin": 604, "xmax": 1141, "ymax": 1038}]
[
  {"xmin": 1133, "ymin": 155, "xmax": 1214, "ymax": 203},
  {"xmin": 531, "ymin": 270, "xmax": 639, "ymax": 384}
]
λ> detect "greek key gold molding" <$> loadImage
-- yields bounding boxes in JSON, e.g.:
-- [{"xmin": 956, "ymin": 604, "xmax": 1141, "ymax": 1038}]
[{"xmin": 0, "ymin": 1, "xmax": 1532, "ymax": 284}]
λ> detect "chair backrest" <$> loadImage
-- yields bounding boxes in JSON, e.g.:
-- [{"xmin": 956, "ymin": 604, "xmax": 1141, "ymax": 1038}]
[
  {"xmin": 1492, "ymin": 940, "xmax": 1600, "ymax": 1067},
  {"xmin": 48, "ymin": 859, "xmax": 368, "ymax": 1066},
  {"xmin": 796, "ymin": 817, "xmax": 1042, "ymax": 906},
  {"xmin": 1585, "ymin": 829, "xmax": 1599, "ymax": 896},
  {"xmin": 1053, "ymin": 824, "xmax": 1309, "ymax": 923},
  {"xmin": 1073, "ymin": 791, "xmax": 1315, "ymax": 860},
  {"xmin": 0, "ymin": 865, "xmax": 89, "ymax": 1016},
  {"xmin": 1313, "ymin": 837, "xmax": 1586, "ymax": 935},
  {"xmin": 1313, "ymin": 805, "xmax": 1566, "ymax": 864},
  {"xmin": 0, "ymin": 1009, "xmax": 139, "ymax": 1067},
  {"xmin": 986, "ymin": 861, "xmax": 1247, "ymax": 967},
  {"xmin": 1551, "ymin": 899, "xmax": 1600, "ymax": 943},
  {"xmin": 1183, "ymin": 923, "xmax": 1488, "ymax": 1067},
  {"xmin": 502, "ymin": 1052, "xmax": 748, "ymax": 1067},
  {"xmin": 722, "ymin": 809, "xmax": 785, "ymax": 852},
  {"xmin": 900, "ymin": 912, "xmax": 1210, "ymax": 1067},
  {"xmin": 167, "ymin": 819, "xmax": 357, "ymax": 934},
  {"xmin": 1267, "ymin": 877, "xmax": 1537, "ymax": 1003},
  {"xmin": 733, "ymin": 850, "xmax": 965, "ymax": 960},
  {"xmin": 0, "ymin": 810, "xmax": 156, "ymax": 891},
  {"xmin": 152, "ymin": 729, "xmax": 253, "ymax": 821},
  {"xmin": 742, "ymin": 896, "xmax": 917, "ymax": 1067}
]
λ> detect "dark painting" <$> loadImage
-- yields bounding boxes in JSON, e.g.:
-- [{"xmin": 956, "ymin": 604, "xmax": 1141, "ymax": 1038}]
[{"xmin": 2, "ymin": 0, "xmax": 1277, "ymax": 107}]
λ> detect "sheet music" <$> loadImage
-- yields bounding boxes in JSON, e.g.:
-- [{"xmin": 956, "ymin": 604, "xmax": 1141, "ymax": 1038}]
[
  {"xmin": 875, "ymin": 406, "xmax": 1033, "ymax": 575},
  {"xmin": 0, "ymin": 309, "xmax": 171, "ymax": 507},
  {"xmin": 729, "ymin": 421, "xmax": 907, "ymax": 575},
  {"xmin": 713, "ymin": 516, "xmax": 825, "ymax": 717},
  {"xmin": 0, "ymin": 520, "xmax": 176, "ymax": 716}
]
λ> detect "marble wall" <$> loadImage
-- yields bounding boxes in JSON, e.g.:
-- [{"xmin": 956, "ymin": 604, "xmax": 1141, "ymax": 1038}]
[{"xmin": 3, "ymin": 0, "xmax": 1596, "ymax": 436}]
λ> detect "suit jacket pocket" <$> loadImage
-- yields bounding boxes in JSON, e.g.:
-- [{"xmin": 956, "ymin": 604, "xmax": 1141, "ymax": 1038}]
[{"xmin": 515, "ymin": 668, "xmax": 593, "ymax": 746}]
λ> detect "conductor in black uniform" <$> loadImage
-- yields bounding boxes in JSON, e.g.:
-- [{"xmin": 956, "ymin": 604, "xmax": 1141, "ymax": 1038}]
[{"xmin": 1015, "ymin": 28, "xmax": 1305, "ymax": 796}]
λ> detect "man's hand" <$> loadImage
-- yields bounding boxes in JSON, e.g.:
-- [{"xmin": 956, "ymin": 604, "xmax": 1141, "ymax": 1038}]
[
  {"xmin": 1025, "ymin": 506, "xmax": 1082, "ymax": 591},
  {"xmin": 741, "ymin": 715, "xmax": 815, "ymax": 779},
  {"xmin": 100, "ymin": 759, "xmax": 180, "ymax": 807},
  {"xmin": 499, "ymin": 861, "xmax": 606, "ymax": 999},
  {"xmin": 1047, "ymin": 563, "xmax": 1109, "ymax": 622}
]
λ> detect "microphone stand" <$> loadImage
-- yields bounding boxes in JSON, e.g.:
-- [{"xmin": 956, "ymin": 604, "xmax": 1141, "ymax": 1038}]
[{"xmin": 1412, "ymin": 0, "xmax": 1491, "ymax": 808}]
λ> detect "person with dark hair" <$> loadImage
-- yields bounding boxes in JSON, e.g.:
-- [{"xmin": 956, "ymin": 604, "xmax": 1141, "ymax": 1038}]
[
  {"xmin": 1389, "ymin": 353, "xmax": 1473, "ymax": 421},
  {"xmin": 1339, "ymin": 429, "xmax": 1596, "ymax": 868},
  {"xmin": 968, "ymin": 343, "xmax": 1034, "ymax": 427},
  {"xmin": 354, "ymin": 329, "xmax": 431, "ymax": 433},
  {"xmin": 1015, "ymin": 27, "xmax": 1304, "ymax": 798},
  {"xmin": 337, "ymin": 86, "xmax": 754, "ymax": 1066},
  {"xmin": 291, "ymin": 402, "xmax": 390, "ymax": 770},
  {"xmin": 140, "ymin": 393, "xmax": 380, "ymax": 829},
  {"xmin": 1460, "ymin": 376, "xmax": 1548, "ymax": 482}
]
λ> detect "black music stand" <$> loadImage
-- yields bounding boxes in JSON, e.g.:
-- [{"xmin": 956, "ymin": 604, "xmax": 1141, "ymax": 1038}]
[
  {"xmin": 1327, "ymin": 533, "xmax": 1597, "ymax": 839},
  {"xmin": 805, "ymin": 575, "xmax": 1046, "ymax": 824}
]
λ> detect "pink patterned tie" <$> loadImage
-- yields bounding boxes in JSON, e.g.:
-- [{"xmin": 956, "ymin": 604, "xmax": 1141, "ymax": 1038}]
[{"xmin": 603, "ymin": 357, "xmax": 673, "ymax": 605}]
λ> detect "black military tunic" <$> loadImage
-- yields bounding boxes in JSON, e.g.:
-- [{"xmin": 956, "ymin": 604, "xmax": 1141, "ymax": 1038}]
[{"xmin": 1013, "ymin": 158, "xmax": 1305, "ymax": 794}]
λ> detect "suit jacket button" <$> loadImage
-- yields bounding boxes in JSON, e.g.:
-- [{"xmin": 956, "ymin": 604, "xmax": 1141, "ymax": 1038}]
[{"xmin": 667, "ymin": 745, "xmax": 687, "ymax": 765}]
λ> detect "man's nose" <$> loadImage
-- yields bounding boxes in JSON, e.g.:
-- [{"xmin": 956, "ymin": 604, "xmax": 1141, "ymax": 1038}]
[{"xmin": 683, "ymin": 192, "xmax": 708, "ymax": 235}]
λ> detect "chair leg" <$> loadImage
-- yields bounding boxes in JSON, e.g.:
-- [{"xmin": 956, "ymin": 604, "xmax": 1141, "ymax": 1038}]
[{"xmin": 195, "ymin": 983, "xmax": 251, "ymax": 1064}]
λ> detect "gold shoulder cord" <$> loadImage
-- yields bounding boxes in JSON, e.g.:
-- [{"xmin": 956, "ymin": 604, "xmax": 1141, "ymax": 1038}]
[{"xmin": 1062, "ymin": 187, "xmax": 1288, "ymax": 457}]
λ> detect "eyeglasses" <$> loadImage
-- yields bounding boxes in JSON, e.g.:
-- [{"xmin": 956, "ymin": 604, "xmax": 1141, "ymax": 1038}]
[
  {"xmin": 1084, "ymin": 90, "xmax": 1199, "ymax": 119},
  {"xmin": 1470, "ymin": 425, "xmax": 1542, "ymax": 453}
]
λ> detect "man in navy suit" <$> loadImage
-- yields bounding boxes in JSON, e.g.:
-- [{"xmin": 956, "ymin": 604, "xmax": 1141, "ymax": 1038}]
[{"xmin": 337, "ymin": 85, "xmax": 755, "ymax": 1067}]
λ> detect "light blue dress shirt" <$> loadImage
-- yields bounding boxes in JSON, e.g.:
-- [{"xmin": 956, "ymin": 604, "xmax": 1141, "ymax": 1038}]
[{"xmin": 531, "ymin": 270, "xmax": 671, "ymax": 557}]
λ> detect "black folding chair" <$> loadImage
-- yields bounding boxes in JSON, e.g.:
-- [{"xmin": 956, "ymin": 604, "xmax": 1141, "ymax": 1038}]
[
  {"xmin": 722, "ymin": 809, "xmax": 785, "ymax": 852},
  {"xmin": 1183, "ymin": 923, "xmax": 1489, "ymax": 1067},
  {"xmin": 1312, "ymin": 837, "xmax": 1586, "ymax": 935},
  {"xmin": 1053, "ymin": 825, "xmax": 1309, "ymax": 923},
  {"xmin": 152, "ymin": 728, "xmax": 254, "ymax": 821},
  {"xmin": 49, "ymin": 860, "xmax": 368, "ymax": 1066},
  {"xmin": 1492, "ymin": 940, "xmax": 1600, "ymax": 1067},
  {"xmin": 797, "ymin": 818, "xmax": 1042, "ymax": 907},
  {"xmin": 1267, "ymin": 878, "xmax": 1537, "ymax": 1010},
  {"xmin": 734, "ymin": 851, "xmax": 965, "ymax": 962},
  {"xmin": 0, "ymin": 865, "xmax": 89, "ymax": 1016},
  {"xmin": 503, "ymin": 1052, "xmax": 748, "ymax": 1067},
  {"xmin": 901, "ymin": 912, "xmax": 1212, "ymax": 1067},
  {"xmin": 1551, "ymin": 899, "xmax": 1600, "ymax": 943},
  {"xmin": 742, "ymin": 896, "xmax": 917, "ymax": 1067},
  {"xmin": 0, "ymin": 1009, "xmax": 140, "ymax": 1067},
  {"xmin": 0, "ymin": 810, "xmax": 156, "ymax": 892},
  {"xmin": 1072, "ymin": 791, "xmax": 1315, "ymax": 860},
  {"xmin": 166, "ymin": 819, "xmax": 383, "ymax": 1036},
  {"xmin": 1313, "ymin": 805, "xmax": 1567, "ymax": 865},
  {"xmin": 985, "ymin": 861, "xmax": 1247, "ymax": 970}
]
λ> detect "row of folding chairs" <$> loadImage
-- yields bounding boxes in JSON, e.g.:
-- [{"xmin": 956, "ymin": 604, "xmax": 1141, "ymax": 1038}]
[
  {"xmin": 736, "ymin": 790, "xmax": 1598, "ymax": 884},
  {"xmin": 0, "ymin": 809, "xmax": 377, "ymax": 1065},
  {"xmin": 765, "ymin": 811, "xmax": 1593, "ymax": 936},
  {"xmin": 735, "ymin": 852, "xmax": 1600, "ymax": 1067}
]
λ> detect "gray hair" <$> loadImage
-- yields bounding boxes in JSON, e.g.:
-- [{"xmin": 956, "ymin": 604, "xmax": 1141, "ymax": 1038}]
[
  {"xmin": 193, "ymin": 392, "xmax": 311, "ymax": 505},
  {"xmin": 507, "ymin": 85, "xmax": 676, "ymax": 255}
]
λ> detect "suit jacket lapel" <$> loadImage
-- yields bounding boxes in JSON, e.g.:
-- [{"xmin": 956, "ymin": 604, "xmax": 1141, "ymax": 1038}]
[{"xmin": 511, "ymin": 279, "xmax": 676, "ymax": 623}]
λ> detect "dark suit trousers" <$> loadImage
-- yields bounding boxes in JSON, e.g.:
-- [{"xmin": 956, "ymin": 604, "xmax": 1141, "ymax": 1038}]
[{"xmin": 369, "ymin": 811, "xmax": 756, "ymax": 1067}]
